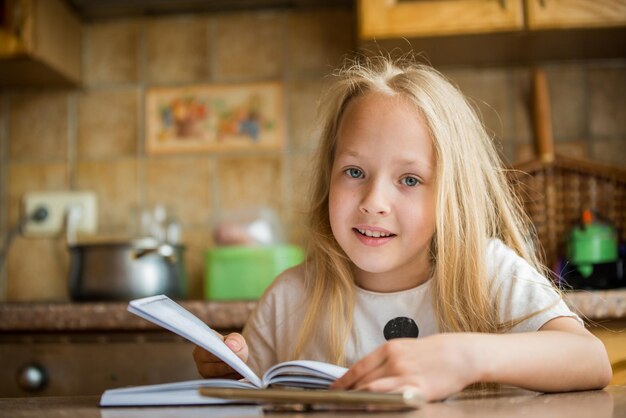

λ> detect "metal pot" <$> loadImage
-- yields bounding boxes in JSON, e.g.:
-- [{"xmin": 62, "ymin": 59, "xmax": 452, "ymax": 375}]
[{"xmin": 68, "ymin": 239, "xmax": 187, "ymax": 301}]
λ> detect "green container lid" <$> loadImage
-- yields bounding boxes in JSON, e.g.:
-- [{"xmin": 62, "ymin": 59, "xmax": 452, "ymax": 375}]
[{"xmin": 204, "ymin": 245, "xmax": 304, "ymax": 300}]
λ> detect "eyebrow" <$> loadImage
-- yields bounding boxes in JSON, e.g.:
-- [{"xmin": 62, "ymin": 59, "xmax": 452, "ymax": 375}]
[{"xmin": 339, "ymin": 149, "xmax": 434, "ymax": 170}]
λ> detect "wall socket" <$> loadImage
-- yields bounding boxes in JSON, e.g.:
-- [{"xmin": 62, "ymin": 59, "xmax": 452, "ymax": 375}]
[{"xmin": 22, "ymin": 191, "xmax": 98, "ymax": 237}]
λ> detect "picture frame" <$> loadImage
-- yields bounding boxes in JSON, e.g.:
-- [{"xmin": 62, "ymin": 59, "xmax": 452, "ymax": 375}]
[{"xmin": 145, "ymin": 82, "xmax": 284, "ymax": 154}]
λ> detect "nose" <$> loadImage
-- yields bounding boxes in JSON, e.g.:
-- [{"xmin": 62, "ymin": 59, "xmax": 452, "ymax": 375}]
[{"xmin": 359, "ymin": 180, "xmax": 390, "ymax": 216}]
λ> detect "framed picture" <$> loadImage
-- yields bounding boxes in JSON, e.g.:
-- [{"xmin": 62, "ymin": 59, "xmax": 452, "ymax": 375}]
[{"xmin": 146, "ymin": 82, "xmax": 284, "ymax": 154}]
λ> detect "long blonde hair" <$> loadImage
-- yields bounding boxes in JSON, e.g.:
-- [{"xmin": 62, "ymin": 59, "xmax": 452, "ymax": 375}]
[{"xmin": 292, "ymin": 56, "xmax": 548, "ymax": 365}]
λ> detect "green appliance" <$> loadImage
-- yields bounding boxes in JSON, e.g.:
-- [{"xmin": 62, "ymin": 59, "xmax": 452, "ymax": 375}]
[{"xmin": 567, "ymin": 210, "xmax": 618, "ymax": 278}]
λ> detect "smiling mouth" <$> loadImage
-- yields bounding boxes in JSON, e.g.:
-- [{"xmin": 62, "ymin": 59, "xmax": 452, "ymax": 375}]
[{"xmin": 354, "ymin": 228, "xmax": 396, "ymax": 238}]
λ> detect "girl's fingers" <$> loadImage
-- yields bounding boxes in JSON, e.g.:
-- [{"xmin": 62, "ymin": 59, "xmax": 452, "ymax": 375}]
[
  {"xmin": 192, "ymin": 345, "xmax": 221, "ymax": 363},
  {"xmin": 356, "ymin": 375, "xmax": 415, "ymax": 393},
  {"xmin": 196, "ymin": 360, "xmax": 238, "ymax": 379},
  {"xmin": 224, "ymin": 333, "xmax": 249, "ymax": 362},
  {"xmin": 332, "ymin": 347, "xmax": 387, "ymax": 389}
]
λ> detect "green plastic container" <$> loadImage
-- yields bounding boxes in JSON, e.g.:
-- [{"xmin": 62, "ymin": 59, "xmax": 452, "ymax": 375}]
[
  {"xmin": 568, "ymin": 220, "xmax": 618, "ymax": 278},
  {"xmin": 204, "ymin": 245, "xmax": 304, "ymax": 300}
]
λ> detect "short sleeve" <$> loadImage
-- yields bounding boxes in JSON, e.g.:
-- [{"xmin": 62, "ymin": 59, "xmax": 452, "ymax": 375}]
[
  {"xmin": 241, "ymin": 264, "xmax": 309, "ymax": 376},
  {"xmin": 487, "ymin": 239, "xmax": 583, "ymax": 332},
  {"xmin": 242, "ymin": 295, "xmax": 279, "ymax": 377}
]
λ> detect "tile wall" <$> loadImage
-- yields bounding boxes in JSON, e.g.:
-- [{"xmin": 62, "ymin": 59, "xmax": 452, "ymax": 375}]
[{"xmin": 0, "ymin": 7, "xmax": 624, "ymax": 301}]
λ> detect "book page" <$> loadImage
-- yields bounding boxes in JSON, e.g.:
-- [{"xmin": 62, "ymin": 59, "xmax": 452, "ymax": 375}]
[
  {"xmin": 100, "ymin": 378, "xmax": 259, "ymax": 406},
  {"xmin": 128, "ymin": 295, "xmax": 263, "ymax": 388},
  {"xmin": 263, "ymin": 360, "xmax": 348, "ymax": 388}
]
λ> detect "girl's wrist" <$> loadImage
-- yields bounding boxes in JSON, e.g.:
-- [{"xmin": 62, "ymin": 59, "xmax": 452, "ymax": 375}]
[{"xmin": 464, "ymin": 333, "xmax": 495, "ymax": 384}]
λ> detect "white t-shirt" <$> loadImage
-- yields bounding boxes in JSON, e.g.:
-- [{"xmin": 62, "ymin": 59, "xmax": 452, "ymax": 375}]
[{"xmin": 242, "ymin": 239, "xmax": 580, "ymax": 377}]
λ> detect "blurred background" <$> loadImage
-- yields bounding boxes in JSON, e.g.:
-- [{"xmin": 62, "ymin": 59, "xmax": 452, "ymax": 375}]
[
  {"xmin": 0, "ymin": 0, "xmax": 625, "ymax": 398},
  {"xmin": 1, "ymin": 0, "xmax": 624, "ymax": 302}
]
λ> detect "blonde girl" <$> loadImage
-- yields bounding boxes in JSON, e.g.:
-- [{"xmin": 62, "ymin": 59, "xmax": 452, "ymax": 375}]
[{"xmin": 194, "ymin": 56, "xmax": 611, "ymax": 401}]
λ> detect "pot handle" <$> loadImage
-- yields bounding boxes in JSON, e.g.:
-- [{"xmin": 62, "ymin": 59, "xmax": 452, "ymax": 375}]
[{"xmin": 133, "ymin": 244, "xmax": 177, "ymax": 263}]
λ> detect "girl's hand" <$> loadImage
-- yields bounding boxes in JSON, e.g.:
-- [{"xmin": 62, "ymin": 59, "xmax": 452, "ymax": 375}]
[
  {"xmin": 331, "ymin": 334, "xmax": 480, "ymax": 401},
  {"xmin": 193, "ymin": 332, "xmax": 249, "ymax": 379}
]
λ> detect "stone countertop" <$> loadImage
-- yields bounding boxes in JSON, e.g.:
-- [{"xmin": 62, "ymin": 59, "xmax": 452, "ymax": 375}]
[
  {"xmin": 0, "ymin": 300, "xmax": 257, "ymax": 332},
  {"xmin": 0, "ymin": 289, "xmax": 624, "ymax": 332}
]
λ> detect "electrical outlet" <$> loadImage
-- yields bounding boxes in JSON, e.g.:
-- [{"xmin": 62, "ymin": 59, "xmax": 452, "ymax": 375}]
[{"xmin": 22, "ymin": 191, "xmax": 98, "ymax": 237}]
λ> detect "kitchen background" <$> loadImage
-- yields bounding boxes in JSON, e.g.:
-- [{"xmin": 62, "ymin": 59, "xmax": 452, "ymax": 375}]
[{"xmin": 0, "ymin": 0, "xmax": 625, "ymax": 302}]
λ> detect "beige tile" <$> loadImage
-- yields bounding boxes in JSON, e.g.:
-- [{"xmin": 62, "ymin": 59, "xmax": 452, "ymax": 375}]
[
  {"xmin": 84, "ymin": 20, "xmax": 141, "ymax": 86},
  {"xmin": 545, "ymin": 65, "xmax": 586, "ymax": 141},
  {"xmin": 444, "ymin": 68, "xmax": 512, "ymax": 142},
  {"xmin": 216, "ymin": 154, "xmax": 283, "ymax": 212},
  {"xmin": 287, "ymin": 79, "xmax": 325, "ymax": 151},
  {"xmin": 213, "ymin": 11, "xmax": 285, "ymax": 81},
  {"xmin": 287, "ymin": 10, "xmax": 355, "ymax": 75},
  {"xmin": 7, "ymin": 162, "xmax": 69, "ymax": 226},
  {"xmin": 591, "ymin": 138, "xmax": 626, "ymax": 168},
  {"xmin": 77, "ymin": 88, "xmax": 139, "ymax": 159},
  {"xmin": 180, "ymin": 227, "xmax": 214, "ymax": 299},
  {"xmin": 554, "ymin": 140, "xmax": 588, "ymax": 159},
  {"xmin": 589, "ymin": 66, "xmax": 626, "ymax": 137},
  {"xmin": 8, "ymin": 93, "xmax": 69, "ymax": 160},
  {"xmin": 75, "ymin": 159, "xmax": 139, "ymax": 233},
  {"xmin": 146, "ymin": 16, "xmax": 210, "ymax": 84},
  {"xmin": 515, "ymin": 142, "xmax": 535, "ymax": 163},
  {"xmin": 145, "ymin": 156, "xmax": 212, "ymax": 227},
  {"xmin": 285, "ymin": 152, "xmax": 314, "ymax": 247},
  {"xmin": 286, "ymin": 152, "xmax": 314, "ymax": 221},
  {"xmin": 511, "ymin": 68, "xmax": 533, "ymax": 148},
  {"xmin": 7, "ymin": 236, "xmax": 70, "ymax": 301},
  {"xmin": 497, "ymin": 138, "xmax": 516, "ymax": 167}
]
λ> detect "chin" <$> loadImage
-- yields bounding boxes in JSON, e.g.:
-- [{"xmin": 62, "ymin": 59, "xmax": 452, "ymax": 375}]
[{"xmin": 350, "ymin": 258, "xmax": 395, "ymax": 275}]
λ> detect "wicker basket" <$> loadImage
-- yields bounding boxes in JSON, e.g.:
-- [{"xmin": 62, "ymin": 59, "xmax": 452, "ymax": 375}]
[
  {"xmin": 508, "ymin": 69, "xmax": 626, "ymax": 271},
  {"xmin": 511, "ymin": 157, "xmax": 626, "ymax": 270}
]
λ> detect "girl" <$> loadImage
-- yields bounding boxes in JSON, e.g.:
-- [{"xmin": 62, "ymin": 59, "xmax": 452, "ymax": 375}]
[{"xmin": 194, "ymin": 56, "xmax": 612, "ymax": 401}]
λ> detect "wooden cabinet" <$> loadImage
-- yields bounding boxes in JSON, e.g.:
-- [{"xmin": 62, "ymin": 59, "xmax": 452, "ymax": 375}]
[
  {"xmin": 358, "ymin": 0, "xmax": 626, "ymax": 39},
  {"xmin": 357, "ymin": 0, "xmax": 626, "ymax": 66},
  {"xmin": 0, "ymin": 332, "xmax": 200, "ymax": 397},
  {"xmin": 358, "ymin": 0, "xmax": 524, "ymax": 39},
  {"xmin": 0, "ymin": 300, "xmax": 251, "ymax": 397},
  {"xmin": 527, "ymin": 0, "xmax": 626, "ymax": 30},
  {"xmin": 0, "ymin": 0, "xmax": 82, "ymax": 87}
]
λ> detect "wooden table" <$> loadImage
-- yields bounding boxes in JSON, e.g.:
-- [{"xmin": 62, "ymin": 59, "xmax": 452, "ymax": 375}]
[{"xmin": 1, "ymin": 386, "xmax": 625, "ymax": 417}]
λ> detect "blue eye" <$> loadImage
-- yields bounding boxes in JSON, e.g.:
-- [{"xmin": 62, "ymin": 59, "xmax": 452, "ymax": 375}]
[
  {"xmin": 345, "ymin": 168, "xmax": 363, "ymax": 178},
  {"xmin": 401, "ymin": 176, "xmax": 420, "ymax": 187}
]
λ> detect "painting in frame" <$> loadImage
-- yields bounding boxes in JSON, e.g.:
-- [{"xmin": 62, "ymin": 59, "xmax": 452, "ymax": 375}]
[{"xmin": 146, "ymin": 82, "xmax": 284, "ymax": 154}]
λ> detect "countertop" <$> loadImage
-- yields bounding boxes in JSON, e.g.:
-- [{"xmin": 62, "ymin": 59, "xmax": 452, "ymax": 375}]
[
  {"xmin": 0, "ymin": 289, "xmax": 625, "ymax": 332},
  {"xmin": 0, "ymin": 300, "xmax": 257, "ymax": 332},
  {"xmin": 0, "ymin": 386, "xmax": 624, "ymax": 418}
]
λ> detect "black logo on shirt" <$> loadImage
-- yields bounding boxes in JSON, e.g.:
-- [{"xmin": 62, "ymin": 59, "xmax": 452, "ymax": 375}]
[{"xmin": 383, "ymin": 317, "xmax": 419, "ymax": 340}]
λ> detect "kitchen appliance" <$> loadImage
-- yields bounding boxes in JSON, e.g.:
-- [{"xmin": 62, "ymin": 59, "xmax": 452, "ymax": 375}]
[
  {"xmin": 568, "ymin": 210, "xmax": 618, "ymax": 278},
  {"xmin": 68, "ymin": 238, "xmax": 187, "ymax": 301},
  {"xmin": 559, "ymin": 210, "xmax": 623, "ymax": 290}
]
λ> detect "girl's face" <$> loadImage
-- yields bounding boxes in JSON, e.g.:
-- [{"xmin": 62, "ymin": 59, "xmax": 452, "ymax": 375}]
[{"xmin": 329, "ymin": 92, "xmax": 437, "ymax": 292}]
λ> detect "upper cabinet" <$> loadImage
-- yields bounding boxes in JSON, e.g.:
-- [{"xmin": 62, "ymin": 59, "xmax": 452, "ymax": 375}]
[
  {"xmin": 0, "ymin": 0, "xmax": 82, "ymax": 88},
  {"xmin": 526, "ymin": 0, "xmax": 626, "ymax": 29},
  {"xmin": 358, "ymin": 0, "xmax": 525, "ymax": 39},
  {"xmin": 359, "ymin": 0, "xmax": 626, "ymax": 38},
  {"xmin": 357, "ymin": 0, "xmax": 626, "ymax": 65}
]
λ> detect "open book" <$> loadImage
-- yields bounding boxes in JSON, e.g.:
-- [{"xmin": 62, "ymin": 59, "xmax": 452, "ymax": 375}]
[{"xmin": 100, "ymin": 294, "xmax": 347, "ymax": 406}]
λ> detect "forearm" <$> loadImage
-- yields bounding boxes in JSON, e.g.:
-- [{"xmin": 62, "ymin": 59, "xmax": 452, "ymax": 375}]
[{"xmin": 469, "ymin": 331, "xmax": 612, "ymax": 392}]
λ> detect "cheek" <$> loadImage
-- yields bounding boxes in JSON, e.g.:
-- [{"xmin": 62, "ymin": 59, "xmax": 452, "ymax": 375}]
[{"xmin": 328, "ymin": 182, "xmax": 341, "ymax": 230}]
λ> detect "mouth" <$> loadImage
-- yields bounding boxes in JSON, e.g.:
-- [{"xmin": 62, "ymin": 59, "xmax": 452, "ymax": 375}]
[{"xmin": 353, "ymin": 228, "xmax": 396, "ymax": 238}]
